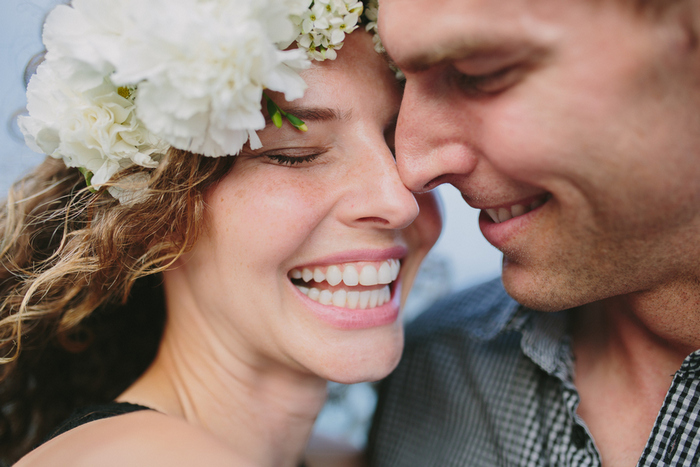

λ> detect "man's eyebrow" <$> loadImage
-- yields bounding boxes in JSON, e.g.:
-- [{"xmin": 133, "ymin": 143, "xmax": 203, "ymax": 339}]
[
  {"xmin": 400, "ymin": 36, "xmax": 536, "ymax": 72},
  {"xmin": 272, "ymin": 106, "xmax": 352, "ymax": 123}
]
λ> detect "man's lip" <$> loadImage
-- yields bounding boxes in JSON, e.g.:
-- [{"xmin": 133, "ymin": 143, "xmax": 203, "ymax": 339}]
[
  {"xmin": 477, "ymin": 193, "xmax": 551, "ymax": 249},
  {"xmin": 464, "ymin": 193, "xmax": 550, "ymax": 212}
]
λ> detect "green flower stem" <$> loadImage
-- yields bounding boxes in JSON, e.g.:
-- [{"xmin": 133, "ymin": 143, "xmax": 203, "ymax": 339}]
[
  {"xmin": 263, "ymin": 93, "xmax": 308, "ymax": 132},
  {"xmin": 78, "ymin": 167, "xmax": 97, "ymax": 193}
]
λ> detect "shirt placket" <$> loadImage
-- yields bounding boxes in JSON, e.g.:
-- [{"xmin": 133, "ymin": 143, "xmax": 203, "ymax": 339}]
[{"xmin": 637, "ymin": 351, "xmax": 700, "ymax": 467}]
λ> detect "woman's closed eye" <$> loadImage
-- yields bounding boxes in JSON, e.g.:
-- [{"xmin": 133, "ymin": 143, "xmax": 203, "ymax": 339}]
[{"xmin": 262, "ymin": 148, "xmax": 329, "ymax": 167}]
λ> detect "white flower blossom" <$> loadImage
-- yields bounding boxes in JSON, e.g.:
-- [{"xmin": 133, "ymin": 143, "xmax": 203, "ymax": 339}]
[
  {"xmin": 66, "ymin": 0, "xmax": 310, "ymax": 157},
  {"xmin": 292, "ymin": 0, "xmax": 363, "ymax": 61},
  {"xmin": 19, "ymin": 62, "xmax": 165, "ymax": 188},
  {"xmin": 20, "ymin": 0, "xmax": 389, "ymax": 199},
  {"xmin": 41, "ymin": 0, "xmax": 126, "ymax": 90},
  {"xmin": 20, "ymin": 0, "xmax": 313, "ymax": 196},
  {"xmin": 362, "ymin": 0, "xmax": 404, "ymax": 79},
  {"xmin": 363, "ymin": 0, "xmax": 384, "ymax": 54}
]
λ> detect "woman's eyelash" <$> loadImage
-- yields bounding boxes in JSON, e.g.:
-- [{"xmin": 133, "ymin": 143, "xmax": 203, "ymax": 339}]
[{"xmin": 266, "ymin": 153, "xmax": 322, "ymax": 166}]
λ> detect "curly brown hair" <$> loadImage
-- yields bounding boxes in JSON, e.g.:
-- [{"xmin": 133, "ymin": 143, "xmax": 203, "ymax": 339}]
[{"xmin": 0, "ymin": 150, "xmax": 234, "ymax": 464}]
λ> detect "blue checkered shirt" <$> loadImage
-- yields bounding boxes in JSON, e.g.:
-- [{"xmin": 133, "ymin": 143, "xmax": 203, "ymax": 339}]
[{"xmin": 368, "ymin": 279, "xmax": 700, "ymax": 466}]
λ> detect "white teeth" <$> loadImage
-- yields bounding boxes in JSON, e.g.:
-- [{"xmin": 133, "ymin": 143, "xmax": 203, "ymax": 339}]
[
  {"xmin": 302, "ymin": 268, "xmax": 314, "ymax": 282},
  {"xmin": 347, "ymin": 291, "xmax": 360, "ymax": 309},
  {"xmin": 319, "ymin": 289, "xmax": 333, "ymax": 305},
  {"xmin": 296, "ymin": 285, "xmax": 391, "ymax": 309},
  {"xmin": 485, "ymin": 208, "xmax": 499, "ymax": 223},
  {"xmin": 308, "ymin": 288, "xmax": 320, "ymax": 301},
  {"xmin": 498, "ymin": 207, "xmax": 512, "ymax": 223},
  {"xmin": 359, "ymin": 290, "xmax": 371, "ymax": 309},
  {"xmin": 291, "ymin": 260, "xmax": 399, "ymax": 287},
  {"xmin": 342, "ymin": 265, "xmax": 359, "ymax": 286},
  {"xmin": 326, "ymin": 265, "xmax": 342, "ymax": 286},
  {"xmin": 369, "ymin": 289, "xmax": 379, "ymax": 308},
  {"xmin": 378, "ymin": 262, "xmax": 392, "ymax": 284},
  {"xmin": 484, "ymin": 197, "xmax": 549, "ymax": 224},
  {"xmin": 380, "ymin": 286, "xmax": 390, "ymax": 306},
  {"xmin": 359, "ymin": 265, "xmax": 379, "ymax": 286},
  {"xmin": 511, "ymin": 204, "xmax": 526, "ymax": 217},
  {"xmin": 332, "ymin": 289, "xmax": 346, "ymax": 307},
  {"xmin": 390, "ymin": 260, "xmax": 400, "ymax": 281}
]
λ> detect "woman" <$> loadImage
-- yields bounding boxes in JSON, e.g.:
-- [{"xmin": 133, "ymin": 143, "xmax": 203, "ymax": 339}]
[{"xmin": 1, "ymin": 1, "xmax": 441, "ymax": 466}]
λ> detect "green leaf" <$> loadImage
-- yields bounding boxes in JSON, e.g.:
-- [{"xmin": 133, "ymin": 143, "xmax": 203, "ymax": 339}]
[{"xmin": 285, "ymin": 113, "xmax": 308, "ymax": 132}]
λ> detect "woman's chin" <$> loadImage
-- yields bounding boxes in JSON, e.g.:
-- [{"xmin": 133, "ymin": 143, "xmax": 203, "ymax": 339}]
[{"xmin": 313, "ymin": 335, "xmax": 404, "ymax": 385}]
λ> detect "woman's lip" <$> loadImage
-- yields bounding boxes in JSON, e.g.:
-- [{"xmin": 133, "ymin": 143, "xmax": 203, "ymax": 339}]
[
  {"xmin": 290, "ymin": 246, "xmax": 408, "ymax": 270},
  {"xmin": 292, "ymin": 280, "xmax": 402, "ymax": 330}
]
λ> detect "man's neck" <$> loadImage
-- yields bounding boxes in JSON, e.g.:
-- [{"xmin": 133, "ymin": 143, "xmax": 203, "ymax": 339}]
[{"xmin": 572, "ymin": 279, "xmax": 700, "ymax": 466}]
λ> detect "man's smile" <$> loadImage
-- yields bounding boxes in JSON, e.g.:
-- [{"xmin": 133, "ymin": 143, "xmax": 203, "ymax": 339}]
[{"xmin": 474, "ymin": 193, "xmax": 552, "ymax": 224}]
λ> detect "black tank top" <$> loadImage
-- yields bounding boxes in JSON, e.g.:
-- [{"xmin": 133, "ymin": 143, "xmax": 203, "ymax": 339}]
[{"xmin": 45, "ymin": 401, "xmax": 153, "ymax": 442}]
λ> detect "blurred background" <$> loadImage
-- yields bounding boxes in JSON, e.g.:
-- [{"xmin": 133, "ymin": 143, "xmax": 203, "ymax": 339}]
[{"xmin": 2, "ymin": 0, "xmax": 504, "ymax": 449}]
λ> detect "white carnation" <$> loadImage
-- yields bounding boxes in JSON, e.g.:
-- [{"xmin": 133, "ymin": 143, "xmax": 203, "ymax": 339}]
[
  {"xmin": 42, "ymin": 0, "xmax": 128, "ymax": 91},
  {"xmin": 21, "ymin": 0, "xmax": 313, "ymax": 192},
  {"xmin": 19, "ymin": 62, "xmax": 166, "ymax": 188},
  {"xmin": 106, "ymin": 0, "xmax": 310, "ymax": 157}
]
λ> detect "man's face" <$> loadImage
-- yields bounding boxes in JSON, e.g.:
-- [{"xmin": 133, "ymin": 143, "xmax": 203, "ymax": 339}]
[{"xmin": 381, "ymin": 0, "xmax": 700, "ymax": 311}]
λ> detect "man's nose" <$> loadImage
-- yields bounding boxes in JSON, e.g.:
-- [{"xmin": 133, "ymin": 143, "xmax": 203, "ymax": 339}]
[{"xmin": 395, "ymin": 76, "xmax": 479, "ymax": 193}]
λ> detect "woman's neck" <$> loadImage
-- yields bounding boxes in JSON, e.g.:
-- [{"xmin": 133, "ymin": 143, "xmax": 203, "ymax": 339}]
[{"xmin": 118, "ymin": 308, "xmax": 328, "ymax": 467}]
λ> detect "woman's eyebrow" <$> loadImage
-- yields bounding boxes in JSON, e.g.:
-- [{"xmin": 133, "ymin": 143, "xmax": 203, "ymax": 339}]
[{"xmin": 277, "ymin": 106, "xmax": 352, "ymax": 122}]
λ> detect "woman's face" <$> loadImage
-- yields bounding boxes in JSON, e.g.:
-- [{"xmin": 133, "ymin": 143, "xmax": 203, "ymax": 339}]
[{"xmin": 166, "ymin": 31, "xmax": 441, "ymax": 383}]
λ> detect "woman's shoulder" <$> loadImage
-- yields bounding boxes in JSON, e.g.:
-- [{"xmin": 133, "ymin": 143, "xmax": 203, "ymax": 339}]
[
  {"xmin": 306, "ymin": 434, "xmax": 367, "ymax": 467},
  {"xmin": 15, "ymin": 410, "xmax": 253, "ymax": 467}
]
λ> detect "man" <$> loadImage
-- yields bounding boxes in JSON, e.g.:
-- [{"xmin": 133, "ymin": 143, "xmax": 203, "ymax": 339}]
[{"xmin": 368, "ymin": 1, "xmax": 700, "ymax": 466}]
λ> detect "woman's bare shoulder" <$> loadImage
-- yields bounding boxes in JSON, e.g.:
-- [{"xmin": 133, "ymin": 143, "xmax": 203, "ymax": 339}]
[
  {"xmin": 305, "ymin": 434, "xmax": 367, "ymax": 467},
  {"xmin": 15, "ymin": 410, "xmax": 253, "ymax": 467}
]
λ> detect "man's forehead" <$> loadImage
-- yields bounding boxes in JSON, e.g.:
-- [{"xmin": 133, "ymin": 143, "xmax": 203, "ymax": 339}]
[{"xmin": 379, "ymin": 0, "xmax": 555, "ymax": 70}]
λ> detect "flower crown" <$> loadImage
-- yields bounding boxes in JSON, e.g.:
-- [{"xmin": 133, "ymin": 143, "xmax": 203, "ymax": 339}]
[{"xmin": 19, "ymin": 0, "xmax": 382, "ymax": 200}]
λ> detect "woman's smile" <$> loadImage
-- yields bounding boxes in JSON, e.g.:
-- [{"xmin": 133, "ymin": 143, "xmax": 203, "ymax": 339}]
[
  {"xmin": 287, "ymin": 250, "xmax": 406, "ymax": 328},
  {"xmin": 290, "ymin": 256, "xmax": 401, "ymax": 305}
]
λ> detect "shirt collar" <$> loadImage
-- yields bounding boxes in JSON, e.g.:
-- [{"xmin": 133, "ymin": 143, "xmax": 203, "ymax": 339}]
[{"xmin": 505, "ymin": 306, "xmax": 574, "ymax": 381}]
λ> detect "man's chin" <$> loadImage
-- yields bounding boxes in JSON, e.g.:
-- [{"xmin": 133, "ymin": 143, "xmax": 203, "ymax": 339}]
[{"xmin": 501, "ymin": 261, "xmax": 593, "ymax": 312}]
